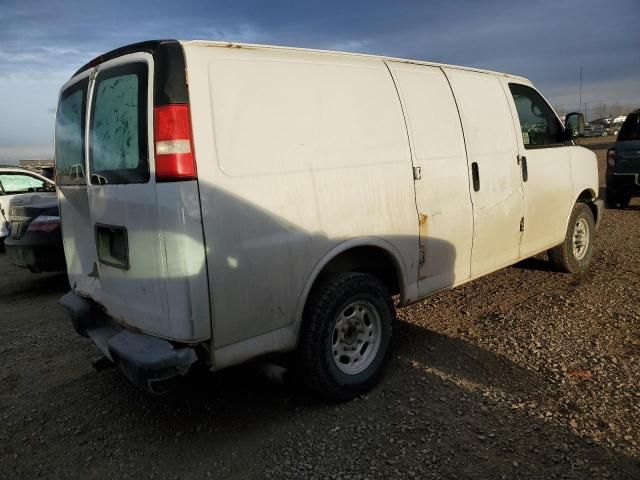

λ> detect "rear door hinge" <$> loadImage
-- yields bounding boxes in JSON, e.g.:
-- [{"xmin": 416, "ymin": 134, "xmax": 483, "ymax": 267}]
[
  {"xmin": 413, "ymin": 166, "xmax": 422, "ymax": 180},
  {"xmin": 419, "ymin": 246, "xmax": 425, "ymax": 265},
  {"xmin": 519, "ymin": 217, "xmax": 525, "ymax": 232}
]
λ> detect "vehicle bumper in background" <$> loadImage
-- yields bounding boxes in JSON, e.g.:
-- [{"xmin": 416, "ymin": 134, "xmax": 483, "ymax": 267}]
[
  {"xmin": 606, "ymin": 172, "xmax": 640, "ymax": 196},
  {"xmin": 59, "ymin": 291, "xmax": 198, "ymax": 394},
  {"xmin": 4, "ymin": 240, "xmax": 66, "ymax": 272}
]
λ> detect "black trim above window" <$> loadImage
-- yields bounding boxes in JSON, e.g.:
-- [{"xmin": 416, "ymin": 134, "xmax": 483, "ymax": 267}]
[{"xmin": 73, "ymin": 40, "xmax": 189, "ymax": 106}]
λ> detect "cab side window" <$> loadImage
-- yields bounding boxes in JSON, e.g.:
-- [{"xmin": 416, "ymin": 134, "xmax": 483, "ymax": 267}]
[{"xmin": 509, "ymin": 84, "xmax": 564, "ymax": 148}]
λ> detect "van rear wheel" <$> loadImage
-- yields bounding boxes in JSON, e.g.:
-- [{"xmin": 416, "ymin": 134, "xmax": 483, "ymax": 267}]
[
  {"xmin": 297, "ymin": 272, "xmax": 395, "ymax": 401},
  {"xmin": 548, "ymin": 203, "xmax": 595, "ymax": 273}
]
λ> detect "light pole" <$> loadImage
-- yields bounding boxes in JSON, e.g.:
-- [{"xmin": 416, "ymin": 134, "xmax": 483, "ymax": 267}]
[
  {"xmin": 578, "ymin": 66, "xmax": 582, "ymax": 115},
  {"xmin": 583, "ymin": 103, "xmax": 589, "ymax": 122}
]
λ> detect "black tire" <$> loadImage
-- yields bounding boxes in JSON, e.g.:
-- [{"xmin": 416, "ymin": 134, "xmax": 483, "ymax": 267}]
[
  {"xmin": 548, "ymin": 203, "xmax": 595, "ymax": 273},
  {"xmin": 297, "ymin": 272, "xmax": 395, "ymax": 401}
]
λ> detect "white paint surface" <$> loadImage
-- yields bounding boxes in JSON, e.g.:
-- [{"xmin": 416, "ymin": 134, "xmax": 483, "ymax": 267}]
[{"xmin": 56, "ymin": 40, "xmax": 600, "ymax": 370}]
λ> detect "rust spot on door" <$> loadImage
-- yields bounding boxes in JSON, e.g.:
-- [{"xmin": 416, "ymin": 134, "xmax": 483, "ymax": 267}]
[{"xmin": 419, "ymin": 213, "xmax": 428, "ymax": 237}]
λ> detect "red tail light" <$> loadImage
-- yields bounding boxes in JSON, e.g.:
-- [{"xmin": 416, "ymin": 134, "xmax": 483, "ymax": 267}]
[
  {"xmin": 27, "ymin": 215, "xmax": 61, "ymax": 233},
  {"xmin": 154, "ymin": 104, "xmax": 197, "ymax": 181},
  {"xmin": 607, "ymin": 148, "xmax": 616, "ymax": 168}
]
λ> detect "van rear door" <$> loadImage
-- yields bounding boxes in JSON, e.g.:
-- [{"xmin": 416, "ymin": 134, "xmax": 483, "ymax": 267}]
[{"xmin": 56, "ymin": 46, "xmax": 210, "ymax": 343}]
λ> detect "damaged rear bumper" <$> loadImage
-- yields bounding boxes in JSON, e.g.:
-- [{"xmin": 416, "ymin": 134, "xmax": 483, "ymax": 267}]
[{"xmin": 59, "ymin": 291, "xmax": 198, "ymax": 394}]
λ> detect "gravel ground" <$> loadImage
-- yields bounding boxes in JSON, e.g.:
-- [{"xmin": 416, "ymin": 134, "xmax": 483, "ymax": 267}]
[{"xmin": 1, "ymin": 138, "xmax": 639, "ymax": 479}]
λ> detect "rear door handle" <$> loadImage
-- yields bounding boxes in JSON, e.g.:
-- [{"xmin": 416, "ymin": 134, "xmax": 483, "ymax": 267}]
[
  {"xmin": 518, "ymin": 155, "xmax": 528, "ymax": 182},
  {"xmin": 471, "ymin": 162, "xmax": 480, "ymax": 192}
]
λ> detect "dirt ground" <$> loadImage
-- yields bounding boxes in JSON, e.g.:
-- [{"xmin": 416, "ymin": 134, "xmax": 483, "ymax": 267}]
[{"xmin": 1, "ymin": 137, "xmax": 639, "ymax": 479}]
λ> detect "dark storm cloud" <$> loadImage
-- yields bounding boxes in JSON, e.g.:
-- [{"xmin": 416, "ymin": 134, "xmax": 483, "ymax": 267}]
[{"xmin": 2, "ymin": 0, "xmax": 639, "ymax": 84}]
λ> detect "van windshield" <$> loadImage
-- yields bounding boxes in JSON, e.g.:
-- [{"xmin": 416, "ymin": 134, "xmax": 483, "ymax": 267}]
[
  {"xmin": 618, "ymin": 114, "xmax": 640, "ymax": 142},
  {"xmin": 89, "ymin": 62, "xmax": 149, "ymax": 184},
  {"xmin": 55, "ymin": 79, "xmax": 87, "ymax": 185}
]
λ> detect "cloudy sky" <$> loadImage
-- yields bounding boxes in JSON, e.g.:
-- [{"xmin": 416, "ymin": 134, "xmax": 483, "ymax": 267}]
[{"xmin": 1, "ymin": 0, "xmax": 639, "ymax": 162}]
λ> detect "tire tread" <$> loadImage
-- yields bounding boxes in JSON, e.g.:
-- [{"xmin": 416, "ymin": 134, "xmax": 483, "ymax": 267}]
[
  {"xmin": 297, "ymin": 272, "xmax": 395, "ymax": 401},
  {"xmin": 548, "ymin": 203, "xmax": 595, "ymax": 273}
]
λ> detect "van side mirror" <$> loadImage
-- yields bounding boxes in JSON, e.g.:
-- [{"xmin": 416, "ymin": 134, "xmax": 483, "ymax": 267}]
[{"xmin": 565, "ymin": 112, "xmax": 585, "ymax": 139}]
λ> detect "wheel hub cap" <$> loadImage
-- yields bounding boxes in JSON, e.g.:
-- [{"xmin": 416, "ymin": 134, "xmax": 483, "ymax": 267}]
[
  {"xmin": 331, "ymin": 301, "xmax": 382, "ymax": 375},
  {"xmin": 572, "ymin": 217, "xmax": 590, "ymax": 260}
]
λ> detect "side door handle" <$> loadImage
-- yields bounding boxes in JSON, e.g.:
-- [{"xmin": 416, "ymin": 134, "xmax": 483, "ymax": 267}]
[
  {"xmin": 471, "ymin": 162, "xmax": 480, "ymax": 192},
  {"xmin": 518, "ymin": 155, "xmax": 528, "ymax": 182}
]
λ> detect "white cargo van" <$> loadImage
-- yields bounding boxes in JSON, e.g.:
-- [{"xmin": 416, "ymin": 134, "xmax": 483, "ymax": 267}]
[{"xmin": 57, "ymin": 40, "xmax": 603, "ymax": 399}]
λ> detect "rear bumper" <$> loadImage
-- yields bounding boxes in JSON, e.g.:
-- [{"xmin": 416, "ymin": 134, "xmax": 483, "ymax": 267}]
[
  {"xmin": 606, "ymin": 172, "xmax": 640, "ymax": 196},
  {"xmin": 59, "ymin": 291, "xmax": 198, "ymax": 394}
]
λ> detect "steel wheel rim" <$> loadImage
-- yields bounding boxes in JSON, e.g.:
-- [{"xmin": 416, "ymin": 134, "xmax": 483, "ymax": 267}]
[
  {"xmin": 331, "ymin": 300, "xmax": 382, "ymax": 375},
  {"xmin": 572, "ymin": 217, "xmax": 590, "ymax": 260}
]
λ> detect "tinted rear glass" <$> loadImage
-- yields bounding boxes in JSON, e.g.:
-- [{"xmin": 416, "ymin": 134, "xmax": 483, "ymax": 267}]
[
  {"xmin": 618, "ymin": 114, "xmax": 640, "ymax": 142},
  {"xmin": 55, "ymin": 79, "xmax": 87, "ymax": 185},
  {"xmin": 89, "ymin": 62, "xmax": 149, "ymax": 184}
]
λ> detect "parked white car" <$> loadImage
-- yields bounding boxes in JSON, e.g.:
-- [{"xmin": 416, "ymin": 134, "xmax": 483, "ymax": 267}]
[
  {"xmin": 57, "ymin": 40, "xmax": 603, "ymax": 399},
  {"xmin": 0, "ymin": 167, "xmax": 56, "ymax": 241}
]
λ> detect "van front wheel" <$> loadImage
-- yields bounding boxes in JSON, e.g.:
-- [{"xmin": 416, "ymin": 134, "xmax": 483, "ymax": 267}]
[
  {"xmin": 298, "ymin": 272, "xmax": 395, "ymax": 401},
  {"xmin": 548, "ymin": 203, "xmax": 595, "ymax": 273}
]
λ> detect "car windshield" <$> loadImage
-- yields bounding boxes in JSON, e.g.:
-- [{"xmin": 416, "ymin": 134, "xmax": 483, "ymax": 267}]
[
  {"xmin": 0, "ymin": 173, "xmax": 55, "ymax": 195},
  {"xmin": 618, "ymin": 114, "xmax": 640, "ymax": 141}
]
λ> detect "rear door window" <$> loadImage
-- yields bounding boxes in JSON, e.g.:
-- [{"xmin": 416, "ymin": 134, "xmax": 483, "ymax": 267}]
[
  {"xmin": 55, "ymin": 79, "xmax": 88, "ymax": 185},
  {"xmin": 618, "ymin": 114, "xmax": 640, "ymax": 141},
  {"xmin": 89, "ymin": 63, "xmax": 149, "ymax": 184}
]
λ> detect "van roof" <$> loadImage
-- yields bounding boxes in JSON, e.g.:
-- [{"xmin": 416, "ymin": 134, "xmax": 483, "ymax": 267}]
[
  {"xmin": 182, "ymin": 39, "xmax": 531, "ymax": 84},
  {"xmin": 73, "ymin": 39, "xmax": 530, "ymax": 85}
]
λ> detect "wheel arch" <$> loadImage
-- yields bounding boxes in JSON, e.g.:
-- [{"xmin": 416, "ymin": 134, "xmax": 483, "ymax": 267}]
[
  {"xmin": 294, "ymin": 238, "xmax": 408, "ymax": 339},
  {"xmin": 575, "ymin": 187, "xmax": 600, "ymax": 225}
]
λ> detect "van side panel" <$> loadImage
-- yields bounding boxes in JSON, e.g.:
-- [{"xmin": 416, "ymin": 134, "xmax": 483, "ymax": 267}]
[
  {"xmin": 156, "ymin": 181, "xmax": 211, "ymax": 340},
  {"xmin": 569, "ymin": 147, "xmax": 599, "ymax": 203},
  {"xmin": 386, "ymin": 62, "xmax": 473, "ymax": 295},
  {"xmin": 499, "ymin": 79, "xmax": 576, "ymax": 256},
  {"xmin": 183, "ymin": 45, "xmax": 418, "ymax": 355},
  {"xmin": 443, "ymin": 68, "xmax": 525, "ymax": 278}
]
